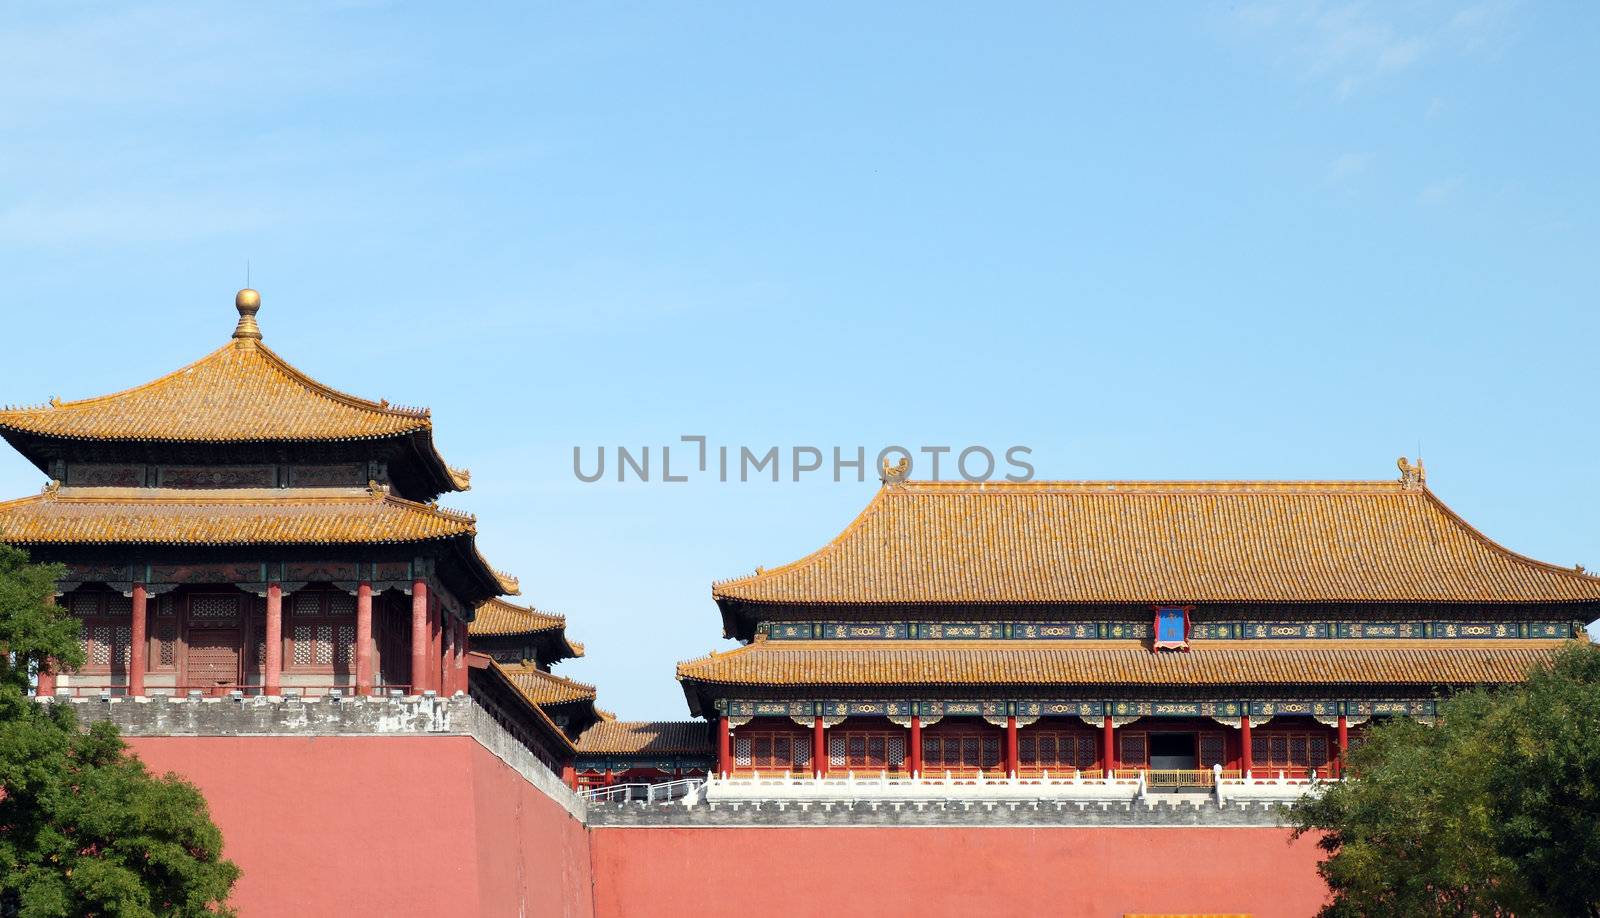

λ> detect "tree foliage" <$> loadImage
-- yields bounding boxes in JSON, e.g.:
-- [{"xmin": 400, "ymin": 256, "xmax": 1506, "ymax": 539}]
[
  {"xmin": 1291, "ymin": 641, "xmax": 1600, "ymax": 918},
  {"xmin": 0, "ymin": 545, "xmax": 239, "ymax": 917}
]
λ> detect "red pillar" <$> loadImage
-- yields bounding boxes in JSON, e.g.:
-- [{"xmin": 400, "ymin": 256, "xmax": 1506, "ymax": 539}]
[
  {"xmin": 813, "ymin": 716, "xmax": 827, "ymax": 778},
  {"xmin": 37, "ymin": 593, "xmax": 58, "ymax": 696},
  {"xmin": 1005, "ymin": 715, "xmax": 1019, "ymax": 779},
  {"xmin": 433, "ymin": 600, "xmax": 444, "ymax": 693},
  {"xmin": 1102, "ymin": 715, "xmax": 1116, "ymax": 777},
  {"xmin": 452, "ymin": 618, "xmax": 467, "ymax": 695},
  {"xmin": 908, "ymin": 716, "xmax": 923, "ymax": 778},
  {"xmin": 410, "ymin": 579, "xmax": 428, "ymax": 693},
  {"xmin": 1336, "ymin": 715, "xmax": 1349, "ymax": 777},
  {"xmin": 1241, "ymin": 714, "xmax": 1254, "ymax": 778},
  {"xmin": 717, "ymin": 715, "xmax": 731, "ymax": 778},
  {"xmin": 264, "ymin": 583, "xmax": 283, "ymax": 696},
  {"xmin": 128, "ymin": 583, "xmax": 148, "ymax": 696},
  {"xmin": 561, "ymin": 764, "xmax": 577, "ymax": 790},
  {"xmin": 354, "ymin": 582, "xmax": 373, "ymax": 696}
]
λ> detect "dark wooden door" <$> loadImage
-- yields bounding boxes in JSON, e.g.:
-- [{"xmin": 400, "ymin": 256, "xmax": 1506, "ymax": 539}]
[{"xmin": 188, "ymin": 628, "xmax": 241, "ymax": 694}]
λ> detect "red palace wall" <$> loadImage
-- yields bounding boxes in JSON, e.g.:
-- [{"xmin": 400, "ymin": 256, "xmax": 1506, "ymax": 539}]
[
  {"xmin": 589, "ymin": 826, "xmax": 1328, "ymax": 918},
  {"xmin": 125, "ymin": 736, "xmax": 594, "ymax": 918},
  {"xmin": 127, "ymin": 735, "xmax": 1328, "ymax": 917}
]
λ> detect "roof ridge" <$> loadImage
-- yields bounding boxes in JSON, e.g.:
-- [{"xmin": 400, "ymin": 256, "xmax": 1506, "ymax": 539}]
[
  {"xmin": 253, "ymin": 344, "xmax": 430, "ymax": 420},
  {"xmin": 1419, "ymin": 486, "xmax": 1600, "ymax": 584},
  {"xmin": 894, "ymin": 479, "xmax": 1407, "ymax": 491}
]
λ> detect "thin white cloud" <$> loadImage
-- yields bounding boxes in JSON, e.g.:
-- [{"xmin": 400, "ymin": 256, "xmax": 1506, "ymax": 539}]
[
  {"xmin": 1325, "ymin": 152, "xmax": 1373, "ymax": 184},
  {"xmin": 1219, "ymin": 1, "xmax": 1512, "ymax": 99},
  {"xmin": 1419, "ymin": 177, "xmax": 1464, "ymax": 206}
]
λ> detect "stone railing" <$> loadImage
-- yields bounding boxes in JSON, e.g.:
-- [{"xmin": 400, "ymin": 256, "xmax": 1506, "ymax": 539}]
[
  {"xmin": 703, "ymin": 770, "xmax": 1144, "ymax": 804},
  {"xmin": 700, "ymin": 766, "xmax": 1335, "ymax": 807}
]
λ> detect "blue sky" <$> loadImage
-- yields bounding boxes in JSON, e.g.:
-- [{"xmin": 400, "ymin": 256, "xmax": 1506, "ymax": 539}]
[{"xmin": 1, "ymin": 2, "xmax": 1596, "ymax": 718}]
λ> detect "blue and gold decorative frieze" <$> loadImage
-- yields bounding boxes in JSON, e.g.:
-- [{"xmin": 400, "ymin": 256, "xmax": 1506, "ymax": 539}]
[
  {"xmin": 1112, "ymin": 700, "xmax": 1243, "ymax": 718},
  {"xmin": 761, "ymin": 619, "xmax": 1578, "ymax": 642}
]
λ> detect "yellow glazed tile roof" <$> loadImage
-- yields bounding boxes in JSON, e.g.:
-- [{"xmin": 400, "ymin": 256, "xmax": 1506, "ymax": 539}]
[
  {"xmin": 498, "ymin": 661, "xmax": 599, "ymax": 707},
  {"xmin": 0, "ymin": 341, "xmax": 433, "ymax": 444},
  {"xmin": 675, "ymin": 639, "xmax": 1567, "ymax": 687},
  {"xmin": 0, "ymin": 485, "xmax": 476, "ymax": 546},
  {"xmin": 713, "ymin": 478, "xmax": 1600, "ymax": 605},
  {"xmin": 471, "ymin": 597, "xmax": 584, "ymax": 658},
  {"xmin": 472, "ymin": 596, "xmax": 568, "ymax": 636},
  {"xmin": 575, "ymin": 720, "xmax": 713, "ymax": 755}
]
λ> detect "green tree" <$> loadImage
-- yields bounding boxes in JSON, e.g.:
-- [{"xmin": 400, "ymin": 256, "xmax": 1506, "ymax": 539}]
[
  {"xmin": 0, "ymin": 545, "xmax": 239, "ymax": 917},
  {"xmin": 1291, "ymin": 642, "xmax": 1600, "ymax": 918}
]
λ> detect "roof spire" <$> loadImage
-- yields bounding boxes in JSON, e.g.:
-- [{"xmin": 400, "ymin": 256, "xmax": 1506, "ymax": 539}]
[{"xmin": 233, "ymin": 288, "xmax": 262, "ymax": 346}]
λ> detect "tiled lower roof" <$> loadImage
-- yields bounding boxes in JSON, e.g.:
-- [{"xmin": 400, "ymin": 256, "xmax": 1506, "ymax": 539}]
[
  {"xmin": 575, "ymin": 721, "xmax": 713, "ymax": 755},
  {"xmin": 470, "ymin": 597, "xmax": 585, "ymax": 660},
  {"xmin": 675, "ymin": 639, "xmax": 1566, "ymax": 687},
  {"xmin": 498, "ymin": 662, "xmax": 599, "ymax": 706},
  {"xmin": 0, "ymin": 486, "xmax": 473, "ymax": 545}
]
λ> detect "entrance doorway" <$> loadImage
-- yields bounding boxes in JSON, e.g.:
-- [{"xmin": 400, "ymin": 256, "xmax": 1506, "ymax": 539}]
[{"xmin": 1148, "ymin": 732, "xmax": 1198, "ymax": 770}]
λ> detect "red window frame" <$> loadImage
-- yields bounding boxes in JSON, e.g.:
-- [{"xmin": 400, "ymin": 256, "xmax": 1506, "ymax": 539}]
[
  {"xmin": 284, "ymin": 589, "xmax": 356, "ymax": 675},
  {"xmin": 1018, "ymin": 728, "xmax": 1099, "ymax": 774},
  {"xmin": 733, "ymin": 728, "xmax": 811, "ymax": 774},
  {"xmin": 920, "ymin": 727, "xmax": 1003, "ymax": 776},
  {"xmin": 67, "ymin": 590, "xmax": 132, "ymax": 675},
  {"xmin": 1250, "ymin": 730, "xmax": 1332, "ymax": 776},
  {"xmin": 828, "ymin": 729, "xmax": 907, "ymax": 774}
]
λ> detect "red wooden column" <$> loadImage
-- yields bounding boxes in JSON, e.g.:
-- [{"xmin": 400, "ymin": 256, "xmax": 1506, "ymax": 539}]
[
  {"xmin": 561, "ymin": 763, "xmax": 577, "ymax": 790},
  {"xmin": 128, "ymin": 583, "xmax": 148, "ymax": 696},
  {"xmin": 717, "ymin": 715, "xmax": 731, "ymax": 778},
  {"xmin": 1102, "ymin": 715, "xmax": 1116, "ymax": 777},
  {"xmin": 354, "ymin": 581, "xmax": 374, "ymax": 696},
  {"xmin": 1240, "ymin": 714, "xmax": 1254, "ymax": 778},
  {"xmin": 264, "ymin": 583, "xmax": 283, "ymax": 696},
  {"xmin": 1335, "ymin": 715, "xmax": 1349, "ymax": 778},
  {"xmin": 409, "ymin": 579, "xmax": 429, "ymax": 693},
  {"xmin": 1005, "ymin": 715, "xmax": 1019, "ymax": 779},
  {"xmin": 439, "ymin": 613, "xmax": 452, "ymax": 694},
  {"xmin": 451, "ymin": 618, "xmax": 467, "ymax": 695},
  {"xmin": 813, "ymin": 716, "xmax": 827, "ymax": 779},
  {"xmin": 37, "ymin": 594, "xmax": 58, "ymax": 696},
  {"xmin": 908, "ymin": 715, "xmax": 923, "ymax": 778}
]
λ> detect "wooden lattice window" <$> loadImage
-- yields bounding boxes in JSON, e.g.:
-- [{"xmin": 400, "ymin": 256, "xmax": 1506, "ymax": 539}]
[
  {"xmin": 1251, "ymin": 731, "xmax": 1332, "ymax": 770},
  {"xmin": 1198, "ymin": 732, "xmax": 1228, "ymax": 768},
  {"xmin": 1019, "ymin": 730, "xmax": 1099, "ymax": 771},
  {"xmin": 1119, "ymin": 732, "xmax": 1148, "ymax": 767},
  {"xmin": 921, "ymin": 730, "xmax": 1002, "ymax": 774},
  {"xmin": 69, "ymin": 591, "xmax": 131, "ymax": 675},
  {"xmin": 733, "ymin": 730, "xmax": 810, "ymax": 772},
  {"xmin": 828, "ymin": 731, "xmax": 906, "ymax": 772},
  {"xmin": 285, "ymin": 590, "xmax": 356, "ymax": 674},
  {"xmin": 151, "ymin": 594, "xmax": 179, "ymax": 672}
]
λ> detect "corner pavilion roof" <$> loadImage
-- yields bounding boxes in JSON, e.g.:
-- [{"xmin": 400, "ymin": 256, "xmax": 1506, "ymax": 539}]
[
  {"xmin": 496, "ymin": 661, "xmax": 599, "ymax": 707},
  {"xmin": 470, "ymin": 601, "xmax": 592, "ymax": 665},
  {"xmin": 676, "ymin": 638, "xmax": 1567, "ymax": 691},
  {"xmin": 712, "ymin": 477, "xmax": 1600, "ymax": 608},
  {"xmin": 0, "ymin": 291, "xmax": 470, "ymax": 495}
]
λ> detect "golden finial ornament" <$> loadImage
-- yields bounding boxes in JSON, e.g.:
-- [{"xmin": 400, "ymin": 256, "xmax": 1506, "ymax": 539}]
[{"xmin": 232, "ymin": 288, "xmax": 262, "ymax": 345}]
